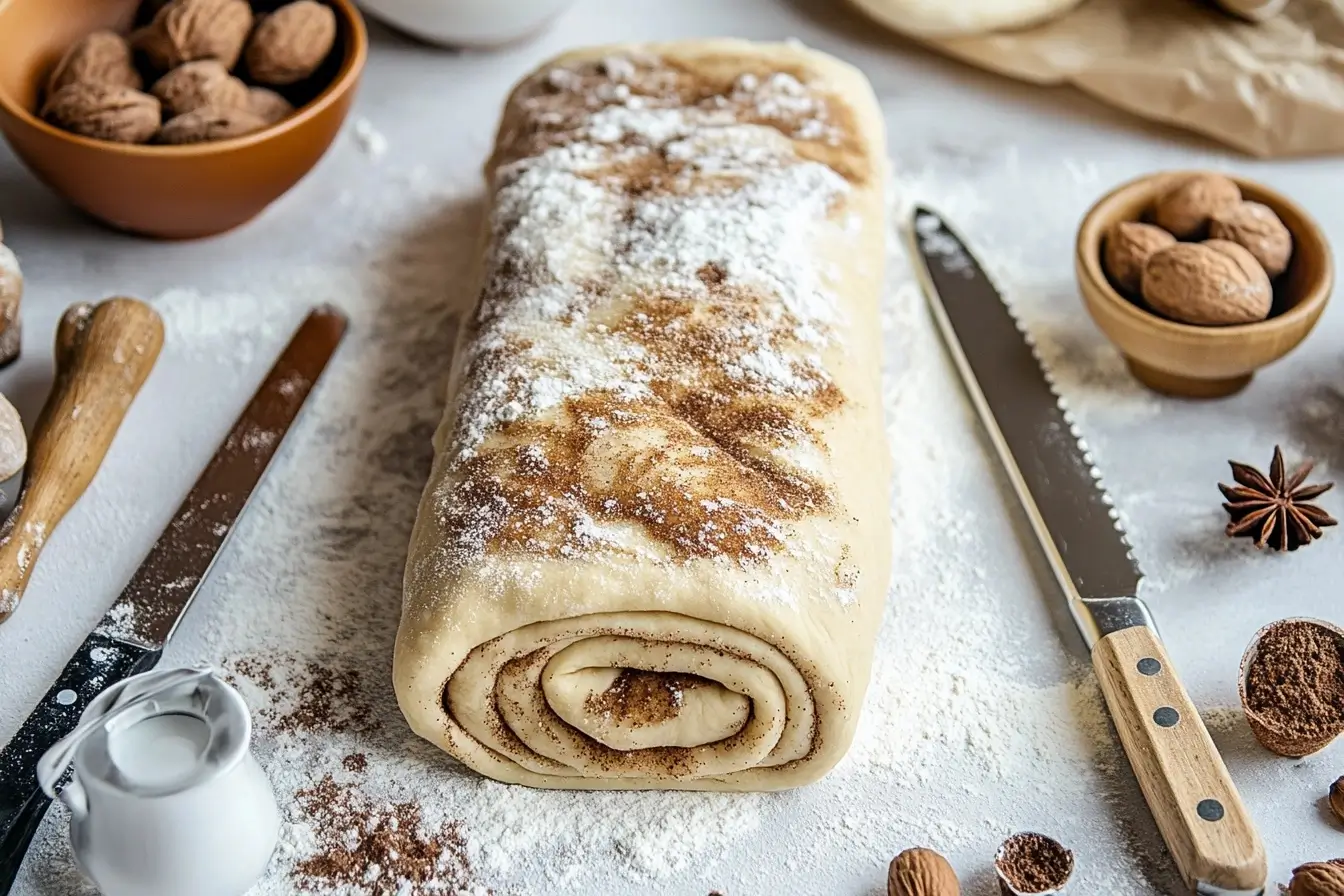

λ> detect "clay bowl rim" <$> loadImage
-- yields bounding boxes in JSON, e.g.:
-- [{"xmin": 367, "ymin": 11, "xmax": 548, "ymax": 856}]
[
  {"xmin": 1076, "ymin": 169, "xmax": 1333, "ymax": 341},
  {"xmin": 1237, "ymin": 616, "xmax": 1344, "ymax": 756},
  {"xmin": 0, "ymin": 0, "xmax": 369, "ymax": 157}
]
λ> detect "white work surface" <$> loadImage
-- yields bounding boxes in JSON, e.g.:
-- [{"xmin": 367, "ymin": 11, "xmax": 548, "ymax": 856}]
[{"xmin": 2, "ymin": 1, "xmax": 1342, "ymax": 893}]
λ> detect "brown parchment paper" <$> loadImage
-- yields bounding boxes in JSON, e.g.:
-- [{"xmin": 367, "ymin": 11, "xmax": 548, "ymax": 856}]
[{"xmin": 920, "ymin": 0, "xmax": 1344, "ymax": 157}]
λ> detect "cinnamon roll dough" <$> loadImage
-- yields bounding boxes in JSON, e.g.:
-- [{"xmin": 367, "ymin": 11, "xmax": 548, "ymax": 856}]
[{"xmin": 395, "ymin": 39, "xmax": 892, "ymax": 791}]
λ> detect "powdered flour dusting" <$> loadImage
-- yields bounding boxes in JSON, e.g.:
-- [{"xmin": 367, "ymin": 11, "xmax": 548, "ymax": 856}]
[{"xmin": 14, "ymin": 144, "xmax": 1208, "ymax": 894}]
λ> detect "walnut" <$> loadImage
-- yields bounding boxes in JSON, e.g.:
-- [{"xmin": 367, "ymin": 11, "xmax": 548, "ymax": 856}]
[
  {"xmin": 1151, "ymin": 173, "xmax": 1242, "ymax": 239},
  {"xmin": 157, "ymin": 106, "xmax": 266, "ymax": 144},
  {"xmin": 246, "ymin": 87, "xmax": 295, "ymax": 125},
  {"xmin": 1103, "ymin": 221, "xmax": 1175, "ymax": 295},
  {"xmin": 1140, "ymin": 241, "xmax": 1272, "ymax": 326},
  {"xmin": 1209, "ymin": 200, "xmax": 1293, "ymax": 278},
  {"xmin": 47, "ymin": 31, "xmax": 142, "ymax": 95},
  {"xmin": 1331, "ymin": 777, "xmax": 1344, "ymax": 824},
  {"xmin": 1289, "ymin": 860, "xmax": 1344, "ymax": 896},
  {"xmin": 135, "ymin": 0, "xmax": 253, "ymax": 71},
  {"xmin": 244, "ymin": 1, "xmax": 337, "ymax": 86},
  {"xmin": 41, "ymin": 83, "xmax": 161, "ymax": 144},
  {"xmin": 0, "ymin": 238, "xmax": 19, "ymax": 367},
  {"xmin": 151, "ymin": 60, "xmax": 249, "ymax": 117},
  {"xmin": 887, "ymin": 848, "xmax": 959, "ymax": 896}
]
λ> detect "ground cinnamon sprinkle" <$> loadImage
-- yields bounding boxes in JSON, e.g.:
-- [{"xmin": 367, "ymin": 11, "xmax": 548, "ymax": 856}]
[
  {"xmin": 585, "ymin": 670, "xmax": 710, "ymax": 725},
  {"xmin": 228, "ymin": 655, "xmax": 377, "ymax": 735},
  {"xmin": 293, "ymin": 776, "xmax": 487, "ymax": 895},
  {"xmin": 278, "ymin": 662, "xmax": 374, "ymax": 734},
  {"xmin": 342, "ymin": 752, "xmax": 367, "ymax": 773},
  {"xmin": 1244, "ymin": 620, "xmax": 1344, "ymax": 739}
]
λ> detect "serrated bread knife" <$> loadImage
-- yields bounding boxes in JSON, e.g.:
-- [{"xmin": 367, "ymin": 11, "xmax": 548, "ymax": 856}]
[
  {"xmin": 0, "ymin": 307, "xmax": 347, "ymax": 894},
  {"xmin": 909, "ymin": 208, "xmax": 1266, "ymax": 896}
]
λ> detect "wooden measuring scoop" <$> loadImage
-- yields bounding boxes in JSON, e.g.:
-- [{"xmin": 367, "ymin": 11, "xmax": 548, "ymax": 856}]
[{"xmin": 0, "ymin": 298, "xmax": 163, "ymax": 623}]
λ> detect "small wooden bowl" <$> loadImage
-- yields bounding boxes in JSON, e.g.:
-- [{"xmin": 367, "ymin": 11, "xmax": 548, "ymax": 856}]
[
  {"xmin": 1238, "ymin": 617, "xmax": 1344, "ymax": 758},
  {"xmin": 1076, "ymin": 171, "xmax": 1332, "ymax": 398},
  {"xmin": 0, "ymin": 0, "xmax": 367, "ymax": 240}
]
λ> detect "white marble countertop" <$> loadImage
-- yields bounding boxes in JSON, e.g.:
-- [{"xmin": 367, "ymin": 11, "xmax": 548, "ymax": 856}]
[{"xmin": 2, "ymin": 1, "xmax": 1343, "ymax": 894}]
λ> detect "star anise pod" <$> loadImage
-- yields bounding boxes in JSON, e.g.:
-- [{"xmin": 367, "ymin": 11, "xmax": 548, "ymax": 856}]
[{"xmin": 1219, "ymin": 446, "xmax": 1336, "ymax": 551}]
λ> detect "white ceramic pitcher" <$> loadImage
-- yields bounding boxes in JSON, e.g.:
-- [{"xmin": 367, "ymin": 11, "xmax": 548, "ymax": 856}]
[{"xmin": 36, "ymin": 667, "xmax": 280, "ymax": 896}]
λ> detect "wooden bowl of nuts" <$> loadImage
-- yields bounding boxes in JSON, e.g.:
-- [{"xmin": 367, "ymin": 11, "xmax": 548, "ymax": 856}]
[
  {"xmin": 1076, "ymin": 171, "xmax": 1332, "ymax": 398},
  {"xmin": 0, "ymin": 0, "xmax": 367, "ymax": 239}
]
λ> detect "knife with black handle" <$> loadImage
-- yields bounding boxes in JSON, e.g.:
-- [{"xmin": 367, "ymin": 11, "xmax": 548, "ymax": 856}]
[
  {"xmin": 0, "ymin": 306, "xmax": 346, "ymax": 894},
  {"xmin": 909, "ymin": 208, "xmax": 1266, "ymax": 896}
]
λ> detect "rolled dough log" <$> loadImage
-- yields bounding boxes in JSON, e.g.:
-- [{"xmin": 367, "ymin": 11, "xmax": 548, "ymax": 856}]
[
  {"xmin": 848, "ymin": 0, "xmax": 1083, "ymax": 37},
  {"xmin": 395, "ymin": 39, "xmax": 892, "ymax": 791}
]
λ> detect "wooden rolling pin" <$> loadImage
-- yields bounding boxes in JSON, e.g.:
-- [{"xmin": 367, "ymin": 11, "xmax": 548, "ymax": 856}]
[{"xmin": 0, "ymin": 298, "xmax": 163, "ymax": 624}]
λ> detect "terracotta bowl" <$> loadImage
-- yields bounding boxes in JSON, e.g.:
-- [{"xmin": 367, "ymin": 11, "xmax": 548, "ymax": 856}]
[
  {"xmin": 0, "ymin": 0, "xmax": 367, "ymax": 239},
  {"xmin": 1076, "ymin": 171, "xmax": 1332, "ymax": 398}
]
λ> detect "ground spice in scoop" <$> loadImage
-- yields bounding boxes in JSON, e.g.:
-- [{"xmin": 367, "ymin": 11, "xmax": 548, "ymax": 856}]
[
  {"xmin": 995, "ymin": 832, "xmax": 1074, "ymax": 894},
  {"xmin": 1243, "ymin": 620, "xmax": 1344, "ymax": 744}
]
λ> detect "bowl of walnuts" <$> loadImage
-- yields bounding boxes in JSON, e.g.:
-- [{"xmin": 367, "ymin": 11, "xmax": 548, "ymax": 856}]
[
  {"xmin": 1077, "ymin": 171, "xmax": 1332, "ymax": 398},
  {"xmin": 0, "ymin": 0, "xmax": 367, "ymax": 239}
]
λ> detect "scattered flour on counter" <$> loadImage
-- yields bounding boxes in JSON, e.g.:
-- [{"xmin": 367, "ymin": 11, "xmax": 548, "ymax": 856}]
[
  {"xmin": 17, "ymin": 151, "xmax": 1196, "ymax": 896},
  {"xmin": 353, "ymin": 118, "xmax": 389, "ymax": 160}
]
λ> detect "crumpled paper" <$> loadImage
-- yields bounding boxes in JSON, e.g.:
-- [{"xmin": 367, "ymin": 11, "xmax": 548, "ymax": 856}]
[{"xmin": 919, "ymin": 0, "xmax": 1344, "ymax": 157}]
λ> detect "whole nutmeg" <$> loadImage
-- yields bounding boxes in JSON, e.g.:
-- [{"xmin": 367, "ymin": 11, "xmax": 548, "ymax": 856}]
[
  {"xmin": 135, "ymin": 0, "xmax": 253, "ymax": 71},
  {"xmin": 158, "ymin": 106, "xmax": 267, "ymax": 144},
  {"xmin": 246, "ymin": 87, "xmax": 295, "ymax": 125},
  {"xmin": 1331, "ymin": 777, "xmax": 1344, "ymax": 824},
  {"xmin": 1103, "ymin": 221, "xmax": 1176, "ymax": 295},
  {"xmin": 41, "ymin": 83, "xmax": 161, "ymax": 144},
  {"xmin": 244, "ymin": 1, "xmax": 338, "ymax": 86},
  {"xmin": 1151, "ymin": 173, "xmax": 1242, "ymax": 239},
  {"xmin": 47, "ymin": 31, "xmax": 143, "ymax": 95},
  {"xmin": 151, "ymin": 60, "xmax": 249, "ymax": 117},
  {"xmin": 888, "ymin": 847, "xmax": 959, "ymax": 896},
  {"xmin": 1289, "ymin": 859, "xmax": 1344, "ymax": 896},
  {"xmin": 1141, "ymin": 241, "xmax": 1272, "ymax": 326},
  {"xmin": 1210, "ymin": 200, "xmax": 1293, "ymax": 278}
]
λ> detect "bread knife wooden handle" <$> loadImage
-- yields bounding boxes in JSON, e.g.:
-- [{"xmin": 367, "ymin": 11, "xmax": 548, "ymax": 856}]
[
  {"xmin": 1094, "ymin": 626, "xmax": 1265, "ymax": 893},
  {"xmin": 0, "ymin": 298, "xmax": 164, "ymax": 623}
]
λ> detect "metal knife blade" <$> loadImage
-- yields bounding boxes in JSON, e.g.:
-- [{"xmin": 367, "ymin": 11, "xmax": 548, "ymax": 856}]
[
  {"xmin": 93, "ymin": 305, "xmax": 348, "ymax": 649},
  {"xmin": 0, "ymin": 306, "xmax": 347, "ymax": 894},
  {"xmin": 908, "ymin": 207, "xmax": 1152, "ymax": 647}
]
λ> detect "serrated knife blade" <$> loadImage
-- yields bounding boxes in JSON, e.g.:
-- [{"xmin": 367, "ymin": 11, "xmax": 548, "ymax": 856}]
[
  {"xmin": 909, "ymin": 207, "xmax": 1147, "ymax": 647},
  {"xmin": 910, "ymin": 207, "xmax": 1266, "ymax": 896}
]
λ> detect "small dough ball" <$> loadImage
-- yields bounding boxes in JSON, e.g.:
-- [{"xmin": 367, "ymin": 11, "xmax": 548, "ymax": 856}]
[
  {"xmin": 1209, "ymin": 201, "xmax": 1293, "ymax": 278},
  {"xmin": 1141, "ymin": 241, "xmax": 1272, "ymax": 326},
  {"xmin": 151, "ymin": 60, "xmax": 249, "ymax": 117},
  {"xmin": 846, "ymin": 0, "xmax": 1084, "ymax": 38},
  {"xmin": 1150, "ymin": 173, "xmax": 1242, "ymax": 240},
  {"xmin": 1103, "ymin": 221, "xmax": 1176, "ymax": 295}
]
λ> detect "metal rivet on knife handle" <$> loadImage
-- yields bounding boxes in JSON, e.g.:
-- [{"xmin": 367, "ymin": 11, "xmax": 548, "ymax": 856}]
[{"xmin": 0, "ymin": 298, "xmax": 164, "ymax": 624}]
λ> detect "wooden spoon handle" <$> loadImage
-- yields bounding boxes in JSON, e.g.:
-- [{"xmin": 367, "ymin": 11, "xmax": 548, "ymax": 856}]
[
  {"xmin": 1093, "ymin": 625, "xmax": 1266, "ymax": 893},
  {"xmin": 0, "ymin": 298, "xmax": 164, "ymax": 623}
]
